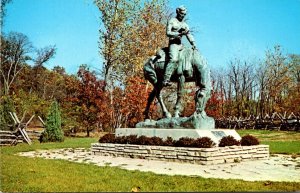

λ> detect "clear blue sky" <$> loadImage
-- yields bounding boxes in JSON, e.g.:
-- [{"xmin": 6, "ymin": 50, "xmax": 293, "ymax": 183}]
[{"xmin": 3, "ymin": 0, "xmax": 300, "ymax": 75}]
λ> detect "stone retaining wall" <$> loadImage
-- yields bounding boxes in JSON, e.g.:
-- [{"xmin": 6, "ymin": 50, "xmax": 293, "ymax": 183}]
[{"xmin": 91, "ymin": 143, "xmax": 269, "ymax": 165}]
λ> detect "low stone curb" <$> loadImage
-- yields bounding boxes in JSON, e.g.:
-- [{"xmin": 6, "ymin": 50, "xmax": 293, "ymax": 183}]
[{"xmin": 91, "ymin": 143, "xmax": 269, "ymax": 165}]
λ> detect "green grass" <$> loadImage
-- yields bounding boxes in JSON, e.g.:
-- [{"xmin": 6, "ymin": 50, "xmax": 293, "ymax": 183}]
[
  {"xmin": 237, "ymin": 130, "xmax": 300, "ymax": 141},
  {"xmin": 1, "ymin": 132, "xmax": 300, "ymax": 192},
  {"xmin": 237, "ymin": 130, "xmax": 300, "ymax": 154},
  {"xmin": 261, "ymin": 141, "xmax": 300, "ymax": 154}
]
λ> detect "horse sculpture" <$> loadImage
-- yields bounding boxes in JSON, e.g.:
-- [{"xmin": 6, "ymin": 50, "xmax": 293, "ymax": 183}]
[{"xmin": 143, "ymin": 47, "xmax": 212, "ymax": 120}]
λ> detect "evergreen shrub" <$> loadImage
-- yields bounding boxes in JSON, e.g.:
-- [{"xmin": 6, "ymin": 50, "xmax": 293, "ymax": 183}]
[
  {"xmin": 39, "ymin": 101, "xmax": 64, "ymax": 142},
  {"xmin": 0, "ymin": 96, "xmax": 15, "ymax": 130}
]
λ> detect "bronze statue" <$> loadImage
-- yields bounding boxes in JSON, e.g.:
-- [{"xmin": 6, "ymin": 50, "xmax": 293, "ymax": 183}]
[{"xmin": 143, "ymin": 6, "xmax": 211, "ymax": 120}]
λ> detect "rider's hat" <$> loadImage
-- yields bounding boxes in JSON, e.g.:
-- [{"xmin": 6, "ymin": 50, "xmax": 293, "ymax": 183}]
[{"xmin": 176, "ymin": 5, "xmax": 187, "ymax": 15}]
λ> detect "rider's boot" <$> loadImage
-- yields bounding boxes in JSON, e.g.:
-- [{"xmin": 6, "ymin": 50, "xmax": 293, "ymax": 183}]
[{"xmin": 162, "ymin": 62, "xmax": 176, "ymax": 87}]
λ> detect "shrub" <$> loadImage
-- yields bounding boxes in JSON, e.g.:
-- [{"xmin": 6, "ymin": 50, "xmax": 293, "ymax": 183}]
[
  {"xmin": 97, "ymin": 134, "xmax": 218, "ymax": 149},
  {"xmin": 0, "ymin": 96, "xmax": 15, "ymax": 131},
  {"xmin": 218, "ymin": 135, "xmax": 240, "ymax": 147},
  {"xmin": 150, "ymin": 136, "xmax": 164, "ymax": 146},
  {"xmin": 99, "ymin": 133, "xmax": 115, "ymax": 143},
  {"xmin": 136, "ymin": 135, "xmax": 153, "ymax": 145},
  {"xmin": 39, "ymin": 131, "xmax": 49, "ymax": 143},
  {"xmin": 40, "ymin": 101, "xmax": 64, "ymax": 143},
  {"xmin": 126, "ymin": 135, "xmax": 139, "ymax": 144},
  {"xmin": 174, "ymin": 137, "xmax": 194, "ymax": 147},
  {"xmin": 192, "ymin": 137, "xmax": 216, "ymax": 148},
  {"xmin": 241, "ymin": 134, "xmax": 259, "ymax": 146},
  {"xmin": 163, "ymin": 137, "xmax": 175, "ymax": 146},
  {"xmin": 115, "ymin": 136, "xmax": 128, "ymax": 144}
]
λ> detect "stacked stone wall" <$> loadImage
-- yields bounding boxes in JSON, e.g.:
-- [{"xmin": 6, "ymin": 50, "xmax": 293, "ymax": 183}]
[{"xmin": 91, "ymin": 143, "xmax": 269, "ymax": 165}]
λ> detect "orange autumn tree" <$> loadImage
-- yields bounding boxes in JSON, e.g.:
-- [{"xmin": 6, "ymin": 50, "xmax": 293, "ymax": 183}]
[
  {"xmin": 70, "ymin": 65, "xmax": 111, "ymax": 135},
  {"xmin": 182, "ymin": 85, "xmax": 224, "ymax": 118},
  {"xmin": 122, "ymin": 76, "xmax": 158, "ymax": 127}
]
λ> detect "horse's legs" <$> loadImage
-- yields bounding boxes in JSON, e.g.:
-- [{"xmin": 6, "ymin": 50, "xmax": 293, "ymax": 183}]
[
  {"xmin": 174, "ymin": 75, "xmax": 185, "ymax": 118},
  {"xmin": 143, "ymin": 88, "xmax": 156, "ymax": 120},
  {"xmin": 195, "ymin": 88, "xmax": 210, "ymax": 116},
  {"xmin": 156, "ymin": 84, "xmax": 172, "ymax": 118}
]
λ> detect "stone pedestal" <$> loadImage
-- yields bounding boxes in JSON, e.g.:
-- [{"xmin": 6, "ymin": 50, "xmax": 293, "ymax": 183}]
[
  {"xmin": 115, "ymin": 128, "xmax": 241, "ymax": 145},
  {"xmin": 136, "ymin": 112, "xmax": 215, "ymax": 130}
]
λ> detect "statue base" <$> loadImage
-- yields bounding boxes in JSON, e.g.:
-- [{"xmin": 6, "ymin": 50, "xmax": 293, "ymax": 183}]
[
  {"xmin": 115, "ymin": 128, "xmax": 241, "ymax": 145},
  {"xmin": 136, "ymin": 112, "xmax": 215, "ymax": 129}
]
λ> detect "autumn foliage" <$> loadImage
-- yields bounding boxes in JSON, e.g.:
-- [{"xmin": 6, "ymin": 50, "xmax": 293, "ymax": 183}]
[{"xmin": 1, "ymin": 0, "xmax": 299, "ymax": 137}]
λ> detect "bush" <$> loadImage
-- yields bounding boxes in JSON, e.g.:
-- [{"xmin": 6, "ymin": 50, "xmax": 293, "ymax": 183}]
[
  {"xmin": 174, "ymin": 137, "xmax": 194, "ymax": 147},
  {"xmin": 126, "ymin": 135, "xmax": 139, "ymax": 144},
  {"xmin": 97, "ymin": 134, "xmax": 218, "ymax": 148},
  {"xmin": 39, "ymin": 131, "xmax": 49, "ymax": 143},
  {"xmin": 115, "ymin": 136, "xmax": 127, "ymax": 144},
  {"xmin": 0, "ymin": 96, "xmax": 15, "ymax": 131},
  {"xmin": 218, "ymin": 135, "xmax": 240, "ymax": 147},
  {"xmin": 163, "ymin": 137, "xmax": 175, "ymax": 146},
  {"xmin": 241, "ymin": 134, "xmax": 259, "ymax": 146},
  {"xmin": 192, "ymin": 137, "xmax": 216, "ymax": 148},
  {"xmin": 99, "ymin": 133, "xmax": 115, "ymax": 143},
  {"xmin": 40, "ymin": 101, "xmax": 64, "ymax": 143},
  {"xmin": 149, "ymin": 136, "xmax": 164, "ymax": 146},
  {"xmin": 136, "ymin": 135, "xmax": 153, "ymax": 145}
]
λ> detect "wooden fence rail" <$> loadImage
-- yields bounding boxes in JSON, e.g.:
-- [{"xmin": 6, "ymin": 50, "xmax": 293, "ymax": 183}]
[{"xmin": 215, "ymin": 112, "xmax": 300, "ymax": 131}]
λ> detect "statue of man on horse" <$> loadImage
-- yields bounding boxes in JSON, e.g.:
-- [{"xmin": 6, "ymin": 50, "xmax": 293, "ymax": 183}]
[{"xmin": 142, "ymin": 5, "xmax": 213, "ymax": 126}]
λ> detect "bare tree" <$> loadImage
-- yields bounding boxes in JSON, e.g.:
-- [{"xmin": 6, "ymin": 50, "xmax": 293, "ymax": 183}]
[
  {"xmin": 227, "ymin": 58, "xmax": 257, "ymax": 117},
  {"xmin": 34, "ymin": 45, "xmax": 56, "ymax": 67},
  {"xmin": 0, "ymin": 32, "xmax": 33, "ymax": 95}
]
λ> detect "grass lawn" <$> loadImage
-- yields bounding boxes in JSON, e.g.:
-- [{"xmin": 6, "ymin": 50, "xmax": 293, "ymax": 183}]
[
  {"xmin": 237, "ymin": 130, "xmax": 300, "ymax": 154},
  {"xmin": 1, "ymin": 131, "xmax": 300, "ymax": 192}
]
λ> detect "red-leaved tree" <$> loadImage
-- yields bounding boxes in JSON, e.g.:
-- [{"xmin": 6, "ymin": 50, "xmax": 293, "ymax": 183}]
[{"xmin": 70, "ymin": 65, "xmax": 111, "ymax": 136}]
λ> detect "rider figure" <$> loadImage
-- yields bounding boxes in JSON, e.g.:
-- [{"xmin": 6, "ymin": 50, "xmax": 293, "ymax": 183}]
[{"xmin": 162, "ymin": 5, "xmax": 197, "ymax": 87}]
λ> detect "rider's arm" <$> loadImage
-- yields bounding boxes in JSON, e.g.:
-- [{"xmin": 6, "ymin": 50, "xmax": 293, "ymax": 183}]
[
  {"xmin": 166, "ymin": 19, "xmax": 180, "ymax": 38},
  {"xmin": 184, "ymin": 24, "xmax": 196, "ymax": 48}
]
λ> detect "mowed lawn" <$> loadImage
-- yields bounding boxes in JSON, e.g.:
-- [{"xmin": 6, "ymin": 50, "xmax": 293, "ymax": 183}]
[{"xmin": 1, "ymin": 130, "xmax": 300, "ymax": 192}]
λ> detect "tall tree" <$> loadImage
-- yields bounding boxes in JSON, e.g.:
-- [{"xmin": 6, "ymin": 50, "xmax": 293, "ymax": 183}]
[
  {"xmin": 75, "ymin": 65, "xmax": 110, "ymax": 135},
  {"xmin": 263, "ymin": 45, "xmax": 290, "ymax": 114},
  {"xmin": 0, "ymin": 32, "xmax": 33, "ymax": 95},
  {"xmin": 283, "ymin": 54, "xmax": 300, "ymax": 113},
  {"xmin": 95, "ymin": 0, "xmax": 169, "ymax": 87},
  {"xmin": 95, "ymin": 0, "xmax": 169, "ymax": 129},
  {"xmin": 0, "ymin": 0, "xmax": 12, "ymax": 28}
]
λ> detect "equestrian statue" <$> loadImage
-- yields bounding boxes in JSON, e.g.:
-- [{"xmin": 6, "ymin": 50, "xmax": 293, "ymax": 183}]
[{"xmin": 139, "ymin": 6, "xmax": 214, "ymax": 129}]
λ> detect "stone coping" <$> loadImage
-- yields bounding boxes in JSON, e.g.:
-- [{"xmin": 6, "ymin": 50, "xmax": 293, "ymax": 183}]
[{"xmin": 91, "ymin": 143, "xmax": 269, "ymax": 165}]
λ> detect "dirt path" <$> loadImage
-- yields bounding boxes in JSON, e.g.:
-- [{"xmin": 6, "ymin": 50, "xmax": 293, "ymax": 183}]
[{"xmin": 18, "ymin": 148, "xmax": 300, "ymax": 182}]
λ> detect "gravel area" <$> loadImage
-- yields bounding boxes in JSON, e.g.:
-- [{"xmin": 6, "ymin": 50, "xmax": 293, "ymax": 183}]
[{"xmin": 18, "ymin": 148, "xmax": 300, "ymax": 182}]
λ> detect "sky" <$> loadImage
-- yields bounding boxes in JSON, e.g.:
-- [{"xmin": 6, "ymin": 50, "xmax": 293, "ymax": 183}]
[{"xmin": 3, "ymin": 0, "xmax": 300, "ymax": 75}]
